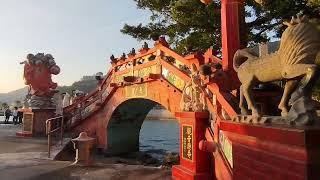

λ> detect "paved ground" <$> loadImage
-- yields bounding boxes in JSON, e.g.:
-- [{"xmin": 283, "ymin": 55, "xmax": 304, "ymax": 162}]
[
  {"xmin": 0, "ymin": 117, "xmax": 171, "ymax": 180},
  {"xmin": 0, "ymin": 117, "xmax": 70, "ymax": 179}
]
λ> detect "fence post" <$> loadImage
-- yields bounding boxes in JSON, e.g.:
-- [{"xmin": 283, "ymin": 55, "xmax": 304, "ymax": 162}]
[
  {"xmin": 47, "ymin": 121, "xmax": 51, "ymax": 158},
  {"xmin": 60, "ymin": 116, "xmax": 64, "ymax": 146}
]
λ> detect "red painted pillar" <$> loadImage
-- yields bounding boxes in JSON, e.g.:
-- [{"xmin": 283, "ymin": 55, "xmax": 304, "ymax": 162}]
[
  {"xmin": 221, "ymin": 0, "xmax": 244, "ymax": 83},
  {"xmin": 172, "ymin": 112, "xmax": 212, "ymax": 180}
]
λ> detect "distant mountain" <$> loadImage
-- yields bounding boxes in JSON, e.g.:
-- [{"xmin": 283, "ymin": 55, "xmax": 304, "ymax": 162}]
[
  {"xmin": 0, "ymin": 76, "xmax": 98, "ymax": 104},
  {"xmin": 0, "ymin": 87, "xmax": 28, "ymax": 103}
]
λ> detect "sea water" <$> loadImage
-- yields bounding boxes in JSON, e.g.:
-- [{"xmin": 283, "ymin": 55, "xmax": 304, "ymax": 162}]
[{"xmin": 139, "ymin": 119, "xmax": 179, "ymax": 159}]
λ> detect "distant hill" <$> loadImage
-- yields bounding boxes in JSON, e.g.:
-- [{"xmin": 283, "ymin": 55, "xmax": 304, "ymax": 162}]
[
  {"xmin": 0, "ymin": 76, "xmax": 98, "ymax": 104},
  {"xmin": 0, "ymin": 87, "xmax": 28, "ymax": 103},
  {"xmin": 58, "ymin": 78, "xmax": 98, "ymax": 94}
]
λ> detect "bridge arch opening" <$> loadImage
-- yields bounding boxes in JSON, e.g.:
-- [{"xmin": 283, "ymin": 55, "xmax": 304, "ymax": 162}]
[{"xmin": 106, "ymin": 98, "xmax": 179, "ymax": 156}]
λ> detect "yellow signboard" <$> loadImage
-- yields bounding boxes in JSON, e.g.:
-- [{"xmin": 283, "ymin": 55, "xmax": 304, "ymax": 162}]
[
  {"xmin": 182, "ymin": 125, "xmax": 193, "ymax": 161},
  {"xmin": 114, "ymin": 72, "xmax": 131, "ymax": 83},
  {"xmin": 219, "ymin": 130, "xmax": 233, "ymax": 168},
  {"xmin": 133, "ymin": 65, "xmax": 158, "ymax": 78},
  {"xmin": 23, "ymin": 112, "xmax": 34, "ymax": 133},
  {"xmin": 125, "ymin": 84, "xmax": 147, "ymax": 98},
  {"xmin": 162, "ymin": 68, "xmax": 186, "ymax": 91}
]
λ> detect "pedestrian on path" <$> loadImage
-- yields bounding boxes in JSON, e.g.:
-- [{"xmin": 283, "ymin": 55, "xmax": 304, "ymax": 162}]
[
  {"xmin": 4, "ymin": 108, "xmax": 11, "ymax": 124},
  {"xmin": 17, "ymin": 108, "xmax": 23, "ymax": 124},
  {"xmin": 12, "ymin": 107, "xmax": 18, "ymax": 125}
]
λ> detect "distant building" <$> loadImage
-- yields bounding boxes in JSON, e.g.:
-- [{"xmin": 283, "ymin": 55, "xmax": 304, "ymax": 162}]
[{"xmin": 81, "ymin": 75, "xmax": 96, "ymax": 81}]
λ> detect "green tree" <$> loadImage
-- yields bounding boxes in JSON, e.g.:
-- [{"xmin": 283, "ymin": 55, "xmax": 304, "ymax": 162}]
[
  {"xmin": 1, "ymin": 103, "xmax": 9, "ymax": 109},
  {"xmin": 121, "ymin": 0, "xmax": 319, "ymax": 54},
  {"xmin": 14, "ymin": 100, "xmax": 22, "ymax": 107}
]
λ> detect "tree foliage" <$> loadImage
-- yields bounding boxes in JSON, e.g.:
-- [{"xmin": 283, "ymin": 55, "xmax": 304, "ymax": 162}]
[
  {"xmin": 121, "ymin": 0, "xmax": 320, "ymax": 54},
  {"xmin": 1, "ymin": 102, "xmax": 9, "ymax": 109}
]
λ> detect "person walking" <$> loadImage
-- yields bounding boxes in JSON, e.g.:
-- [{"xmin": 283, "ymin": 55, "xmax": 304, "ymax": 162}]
[
  {"xmin": 12, "ymin": 107, "xmax": 18, "ymax": 125},
  {"xmin": 4, "ymin": 108, "xmax": 11, "ymax": 124},
  {"xmin": 17, "ymin": 108, "xmax": 23, "ymax": 124}
]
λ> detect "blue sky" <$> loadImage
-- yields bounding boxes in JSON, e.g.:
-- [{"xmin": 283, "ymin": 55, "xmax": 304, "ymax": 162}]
[{"xmin": 0, "ymin": 0, "xmax": 150, "ymax": 93}]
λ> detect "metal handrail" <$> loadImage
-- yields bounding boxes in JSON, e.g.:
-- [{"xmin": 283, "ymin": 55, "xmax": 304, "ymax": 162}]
[{"xmin": 46, "ymin": 115, "xmax": 64, "ymax": 158}]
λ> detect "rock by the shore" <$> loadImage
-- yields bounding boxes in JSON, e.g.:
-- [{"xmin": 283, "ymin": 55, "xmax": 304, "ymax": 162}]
[{"xmin": 161, "ymin": 152, "xmax": 179, "ymax": 168}]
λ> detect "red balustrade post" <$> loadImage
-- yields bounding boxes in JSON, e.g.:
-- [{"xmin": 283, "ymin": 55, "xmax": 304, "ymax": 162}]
[
  {"xmin": 172, "ymin": 112, "xmax": 212, "ymax": 180},
  {"xmin": 221, "ymin": 0, "xmax": 244, "ymax": 84}
]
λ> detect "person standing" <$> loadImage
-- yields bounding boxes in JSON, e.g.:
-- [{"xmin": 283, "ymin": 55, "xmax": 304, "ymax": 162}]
[
  {"xmin": 62, "ymin": 92, "xmax": 71, "ymax": 108},
  {"xmin": 70, "ymin": 90, "xmax": 76, "ymax": 105},
  {"xmin": 17, "ymin": 107, "xmax": 23, "ymax": 124},
  {"xmin": 12, "ymin": 107, "xmax": 18, "ymax": 125},
  {"xmin": 4, "ymin": 108, "xmax": 11, "ymax": 124}
]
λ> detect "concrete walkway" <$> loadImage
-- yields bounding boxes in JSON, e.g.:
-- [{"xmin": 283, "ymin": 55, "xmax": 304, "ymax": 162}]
[
  {"xmin": 0, "ymin": 118, "xmax": 70, "ymax": 179},
  {"xmin": 0, "ymin": 117, "xmax": 171, "ymax": 180}
]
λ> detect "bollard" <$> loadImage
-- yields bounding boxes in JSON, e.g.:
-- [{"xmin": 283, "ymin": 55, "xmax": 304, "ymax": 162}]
[{"xmin": 71, "ymin": 132, "xmax": 95, "ymax": 166}]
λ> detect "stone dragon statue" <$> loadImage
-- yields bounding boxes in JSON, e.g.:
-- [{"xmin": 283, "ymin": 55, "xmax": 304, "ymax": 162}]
[
  {"xmin": 233, "ymin": 14, "xmax": 320, "ymax": 125},
  {"xmin": 21, "ymin": 53, "xmax": 60, "ymax": 108}
]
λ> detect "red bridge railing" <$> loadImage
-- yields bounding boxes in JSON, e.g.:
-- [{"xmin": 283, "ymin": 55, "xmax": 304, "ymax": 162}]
[{"xmin": 62, "ymin": 69, "xmax": 115, "ymax": 129}]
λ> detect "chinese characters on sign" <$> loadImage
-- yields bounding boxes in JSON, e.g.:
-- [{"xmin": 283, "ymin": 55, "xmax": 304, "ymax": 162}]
[
  {"xmin": 162, "ymin": 68, "xmax": 186, "ymax": 91},
  {"xmin": 134, "ymin": 65, "xmax": 157, "ymax": 78},
  {"xmin": 219, "ymin": 130, "xmax": 233, "ymax": 168},
  {"xmin": 182, "ymin": 125, "xmax": 193, "ymax": 161},
  {"xmin": 125, "ymin": 84, "xmax": 147, "ymax": 98}
]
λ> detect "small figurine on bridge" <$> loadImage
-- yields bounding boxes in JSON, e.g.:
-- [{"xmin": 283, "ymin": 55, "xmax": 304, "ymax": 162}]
[
  {"xmin": 21, "ymin": 53, "xmax": 60, "ymax": 109},
  {"xmin": 110, "ymin": 54, "xmax": 117, "ymax": 64},
  {"xmin": 120, "ymin": 53, "xmax": 126, "ymax": 61},
  {"xmin": 180, "ymin": 64, "xmax": 207, "ymax": 112},
  {"xmin": 139, "ymin": 42, "xmax": 149, "ymax": 54},
  {"xmin": 128, "ymin": 48, "xmax": 136, "ymax": 57},
  {"xmin": 143, "ymin": 42, "xmax": 148, "ymax": 49}
]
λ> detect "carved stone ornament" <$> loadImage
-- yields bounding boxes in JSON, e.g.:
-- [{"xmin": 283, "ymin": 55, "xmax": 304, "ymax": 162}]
[
  {"xmin": 180, "ymin": 64, "xmax": 207, "ymax": 112},
  {"xmin": 233, "ymin": 14, "xmax": 320, "ymax": 126}
]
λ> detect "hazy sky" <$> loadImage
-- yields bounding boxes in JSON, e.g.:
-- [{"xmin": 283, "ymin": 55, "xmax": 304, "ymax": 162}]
[{"xmin": 0, "ymin": 0, "xmax": 150, "ymax": 93}]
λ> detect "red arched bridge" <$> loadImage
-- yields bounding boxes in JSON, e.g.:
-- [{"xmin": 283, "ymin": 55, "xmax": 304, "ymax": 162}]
[
  {"xmin": 44, "ymin": 0, "xmax": 320, "ymax": 179},
  {"xmin": 63, "ymin": 39, "xmax": 237, "ymax": 154}
]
